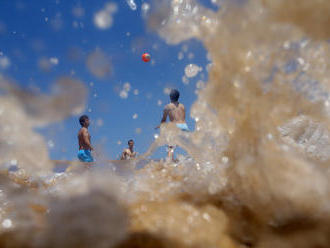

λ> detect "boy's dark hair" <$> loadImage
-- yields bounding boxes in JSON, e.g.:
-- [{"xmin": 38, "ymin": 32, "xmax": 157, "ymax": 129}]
[
  {"xmin": 79, "ymin": 115, "xmax": 89, "ymax": 126},
  {"xmin": 170, "ymin": 89, "xmax": 180, "ymax": 102},
  {"xmin": 128, "ymin": 139, "xmax": 134, "ymax": 144}
]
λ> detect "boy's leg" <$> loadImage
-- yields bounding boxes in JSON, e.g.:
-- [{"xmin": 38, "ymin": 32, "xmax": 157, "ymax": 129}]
[{"xmin": 167, "ymin": 146, "xmax": 175, "ymax": 161}]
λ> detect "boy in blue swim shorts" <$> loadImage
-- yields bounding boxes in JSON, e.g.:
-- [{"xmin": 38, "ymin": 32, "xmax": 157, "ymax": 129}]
[
  {"xmin": 77, "ymin": 115, "xmax": 94, "ymax": 163},
  {"xmin": 156, "ymin": 89, "xmax": 189, "ymax": 161}
]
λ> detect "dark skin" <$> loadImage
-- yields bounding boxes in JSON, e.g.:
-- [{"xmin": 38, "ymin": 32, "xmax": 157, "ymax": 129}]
[{"xmin": 78, "ymin": 118, "xmax": 94, "ymax": 151}]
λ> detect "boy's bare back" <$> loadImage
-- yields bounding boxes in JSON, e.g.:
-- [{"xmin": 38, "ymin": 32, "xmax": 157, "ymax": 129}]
[{"xmin": 164, "ymin": 102, "xmax": 185, "ymax": 123}]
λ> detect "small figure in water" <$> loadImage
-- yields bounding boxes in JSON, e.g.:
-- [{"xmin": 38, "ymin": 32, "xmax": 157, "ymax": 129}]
[
  {"xmin": 156, "ymin": 89, "xmax": 189, "ymax": 161},
  {"xmin": 121, "ymin": 139, "xmax": 137, "ymax": 160},
  {"xmin": 77, "ymin": 115, "xmax": 94, "ymax": 163}
]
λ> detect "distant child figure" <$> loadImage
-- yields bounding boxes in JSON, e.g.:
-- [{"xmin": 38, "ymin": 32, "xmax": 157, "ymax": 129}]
[
  {"xmin": 156, "ymin": 89, "xmax": 189, "ymax": 161},
  {"xmin": 77, "ymin": 115, "xmax": 94, "ymax": 163},
  {"xmin": 120, "ymin": 139, "xmax": 137, "ymax": 160}
]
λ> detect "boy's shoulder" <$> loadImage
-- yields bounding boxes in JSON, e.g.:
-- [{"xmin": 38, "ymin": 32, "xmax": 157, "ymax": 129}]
[
  {"xmin": 164, "ymin": 103, "xmax": 172, "ymax": 109},
  {"xmin": 79, "ymin": 127, "xmax": 88, "ymax": 133}
]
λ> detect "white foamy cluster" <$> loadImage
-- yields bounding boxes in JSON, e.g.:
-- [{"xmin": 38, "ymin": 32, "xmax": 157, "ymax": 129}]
[
  {"xmin": 163, "ymin": 87, "xmax": 171, "ymax": 95},
  {"xmin": 141, "ymin": 3, "xmax": 150, "ymax": 17},
  {"xmin": 123, "ymin": 82, "xmax": 131, "ymax": 92},
  {"xmin": 47, "ymin": 140, "xmax": 55, "ymax": 149},
  {"xmin": 182, "ymin": 75, "xmax": 189, "ymax": 85},
  {"xmin": 2, "ymin": 219, "xmax": 12, "ymax": 229},
  {"xmin": 196, "ymin": 80, "xmax": 205, "ymax": 89},
  {"xmin": 126, "ymin": 0, "xmax": 137, "ymax": 11},
  {"xmin": 151, "ymin": 0, "xmax": 218, "ymax": 44},
  {"xmin": 38, "ymin": 57, "xmax": 59, "ymax": 71},
  {"xmin": 133, "ymin": 89, "xmax": 139, "ymax": 95},
  {"xmin": 119, "ymin": 82, "xmax": 131, "ymax": 99},
  {"xmin": 94, "ymin": 2, "xmax": 118, "ymax": 30},
  {"xmin": 279, "ymin": 116, "xmax": 330, "ymax": 161},
  {"xmin": 119, "ymin": 91, "xmax": 128, "ymax": 99},
  {"xmin": 49, "ymin": 57, "xmax": 59, "ymax": 65},
  {"xmin": 0, "ymin": 55, "xmax": 10, "ymax": 70},
  {"xmin": 184, "ymin": 63, "xmax": 202, "ymax": 78}
]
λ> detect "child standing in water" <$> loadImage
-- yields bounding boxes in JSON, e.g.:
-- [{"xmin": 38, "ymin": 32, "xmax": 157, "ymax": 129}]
[
  {"xmin": 120, "ymin": 139, "xmax": 137, "ymax": 160},
  {"xmin": 77, "ymin": 115, "xmax": 94, "ymax": 163},
  {"xmin": 156, "ymin": 89, "xmax": 189, "ymax": 161}
]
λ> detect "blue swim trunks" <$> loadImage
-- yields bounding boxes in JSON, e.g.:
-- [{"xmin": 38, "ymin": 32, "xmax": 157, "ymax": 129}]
[
  {"xmin": 77, "ymin": 150, "xmax": 94, "ymax": 162},
  {"xmin": 176, "ymin": 123, "xmax": 189, "ymax": 132}
]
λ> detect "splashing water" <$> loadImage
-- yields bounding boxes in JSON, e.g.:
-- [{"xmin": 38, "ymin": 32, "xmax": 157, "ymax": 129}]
[
  {"xmin": 126, "ymin": 0, "xmax": 137, "ymax": 11},
  {"xmin": 184, "ymin": 63, "xmax": 202, "ymax": 78},
  {"xmin": 1, "ymin": 0, "xmax": 330, "ymax": 248},
  {"xmin": 86, "ymin": 50, "xmax": 112, "ymax": 78},
  {"xmin": 94, "ymin": 2, "xmax": 117, "ymax": 30},
  {"xmin": 0, "ymin": 55, "xmax": 10, "ymax": 70}
]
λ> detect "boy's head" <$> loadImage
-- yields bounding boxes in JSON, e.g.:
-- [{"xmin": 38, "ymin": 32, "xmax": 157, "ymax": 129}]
[
  {"xmin": 170, "ymin": 89, "xmax": 180, "ymax": 102},
  {"xmin": 128, "ymin": 139, "xmax": 134, "ymax": 148},
  {"xmin": 79, "ymin": 115, "xmax": 90, "ymax": 127}
]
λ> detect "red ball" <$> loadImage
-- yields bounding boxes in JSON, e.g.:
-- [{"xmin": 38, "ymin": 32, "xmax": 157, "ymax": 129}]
[{"xmin": 142, "ymin": 53, "xmax": 151, "ymax": 62}]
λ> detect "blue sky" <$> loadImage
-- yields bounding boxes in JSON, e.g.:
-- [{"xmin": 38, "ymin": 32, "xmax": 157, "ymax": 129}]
[{"xmin": 0, "ymin": 0, "xmax": 215, "ymax": 160}]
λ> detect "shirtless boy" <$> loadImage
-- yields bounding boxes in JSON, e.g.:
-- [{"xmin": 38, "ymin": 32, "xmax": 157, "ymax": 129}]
[
  {"xmin": 156, "ymin": 89, "xmax": 189, "ymax": 160},
  {"xmin": 120, "ymin": 139, "xmax": 137, "ymax": 160},
  {"xmin": 77, "ymin": 115, "xmax": 94, "ymax": 163}
]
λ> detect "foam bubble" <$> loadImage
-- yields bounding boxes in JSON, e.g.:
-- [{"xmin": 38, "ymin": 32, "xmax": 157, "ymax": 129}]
[
  {"xmin": 126, "ymin": 0, "xmax": 137, "ymax": 11},
  {"xmin": 119, "ymin": 90, "xmax": 128, "ymax": 99},
  {"xmin": 2, "ymin": 219, "xmax": 12, "ymax": 229},
  {"xmin": 123, "ymin": 82, "xmax": 131, "ymax": 92},
  {"xmin": 184, "ymin": 64, "xmax": 202, "ymax": 78},
  {"xmin": 0, "ymin": 56, "xmax": 10, "ymax": 70},
  {"xmin": 94, "ymin": 3, "xmax": 117, "ymax": 30},
  {"xmin": 163, "ymin": 87, "xmax": 171, "ymax": 95},
  {"xmin": 49, "ymin": 57, "xmax": 59, "ymax": 65},
  {"xmin": 86, "ymin": 50, "xmax": 112, "ymax": 78},
  {"xmin": 94, "ymin": 10, "xmax": 113, "ymax": 29},
  {"xmin": 141, "ymin": 3, "xmax": 150, "ymax": 17}
]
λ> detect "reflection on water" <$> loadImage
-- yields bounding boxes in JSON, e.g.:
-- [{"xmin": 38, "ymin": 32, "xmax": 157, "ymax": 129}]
[{"xmin": 1, "ymin": 0, "xmax": 330, "ymax": 247}]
